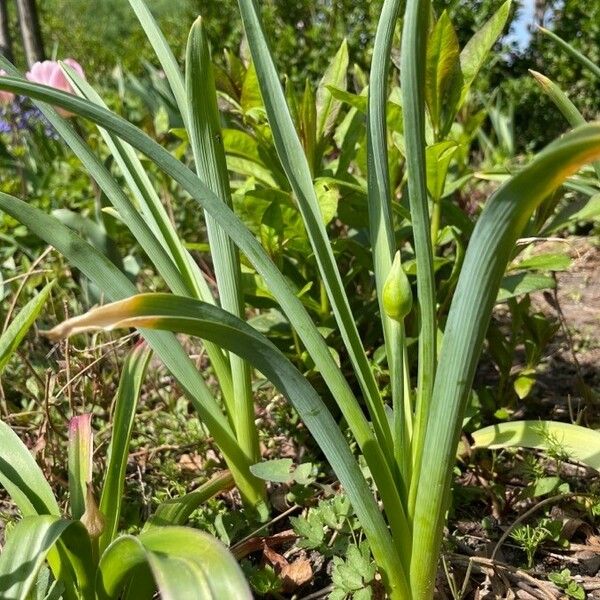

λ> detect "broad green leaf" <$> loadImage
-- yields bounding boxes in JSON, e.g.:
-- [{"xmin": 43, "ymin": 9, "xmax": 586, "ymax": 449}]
[
  {"xmin": 0, "ymin": 516, "xmax": 93, "ymax": 600},
  {"xmin": 68, "ymin": 414, "xmax": 93, "ymax": 520},
  {"xmin": 314, "ymin": 178, "xmax": 340, "ymax": 224},
  {"xmin": 410, "ymin": 125, "xmax": 600, "ymax": 597},
  {"xmin": 240, "ymin": 62, "xmax": 262, "ymax": 113},
  {"xmin": 0, "ymin": 419, "xmax": 59, "ymax": 516},
  {"xmin": 425, "ymin": 11, "xmax": 462, "ymax": 136},
  {"xmin": 511, "ymin": 252, "xmax": 571, "ymax": 272},
  {"xmin": 0, "ymin": 281, "xmax": 53, "ymax": 374},
  {"xmin": 472, "ymin": 421, "xmax": 600, "ymax": 471},
  {"xmin": 97, "ymin": 526, "xmax": 251, "ymax": 600},
  {"xmin": 45, "ymin": 291, "xmax": 406, "ymax": 599},
  {"xmin": 147, "ymin": 471, "xmax": 234, "ymax": 528},
  {"xmin": 459, "ymin": 0, "xmax": 512, "ymax": 107},
  {"xmin": 250, "ymin": 458, "xmax": 294, "ymax": 483},
  {"xmin": 426, "ymin": 141, "xmax": 458, "ymax": 203},
  {"xmin": 316, "ymin": 39, "xmax": 349, "ymax": 140},
  {"xmin": 99, "ymin": 343, "xmax": 152, "ymax": 552},
  {"xmin": 496, "ymin": 272, "xmax": 555, "ymax": 302}
]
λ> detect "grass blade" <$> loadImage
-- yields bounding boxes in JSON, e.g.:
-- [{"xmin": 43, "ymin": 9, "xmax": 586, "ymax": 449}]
[
  {"xmin": 99, "ymin": 343, "xmax": 152, "ymax": 553},
  {"xmin": 410, "ymin": 123, "xmax": 600, "ymax": 598},
  {"xmin": 0, "ymin": 280, "xmax": 53, "ymax": 374},
  {"xmin": 530, "ymin": 69, "xmax": 600, "ymax": 179},
  {"xmin": 538, "ymin": 26, "xmax": 600, "ymax": 79}
]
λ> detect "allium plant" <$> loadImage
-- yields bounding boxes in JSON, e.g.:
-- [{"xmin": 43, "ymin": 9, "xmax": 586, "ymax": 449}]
[{"xmin": 0, "ymin": 0, "xmax": 599, "ymax": 598}]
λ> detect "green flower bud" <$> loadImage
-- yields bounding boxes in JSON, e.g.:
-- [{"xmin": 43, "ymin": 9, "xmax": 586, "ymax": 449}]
[{"xmin": 382, "ymin": 251, "xmax": 413, "ymax": 322}]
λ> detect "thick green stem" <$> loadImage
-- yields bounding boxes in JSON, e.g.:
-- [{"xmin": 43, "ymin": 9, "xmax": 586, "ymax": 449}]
[{"xmin": 400, "ymin": 0, "xmax": 437, "ymax": 521}]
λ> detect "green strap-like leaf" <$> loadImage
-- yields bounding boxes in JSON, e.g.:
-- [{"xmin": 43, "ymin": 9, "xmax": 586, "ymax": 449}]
[
  {"xmin": 236, "ymin": 0, "xmax": 393, "ymax": 461},
  {"xmin": 401, "ymin": 0, "xmax": 438, "ymax": 519},
  {"xmin": 0, "ymin": 281, "xmax": 53, "ymax": 374},
  {"xmin": 472, "ymin": 420, "xmax": 600, "ymax": 471},
  {"xmin": 99, "ymin": 343, "xmax": 152, "ymax": 553},
  {"xmin": 0, "ymin": 516, "xmax": 93, "ymax": 600},
  {"xmin": 530, "ymin": 70, "xmax": 600, "ymax": 179},
  {"xmin": 146, "ymin": 471, "xmax": 234, "ymax": 528},
  {"xmin": 538, "ymin": 25, "xmax": 600, "ymax": 79},
  {"xmin": 0, "ymin": 419, "xmax": 59, "ymax": 516},
  {"xmin": 459, "ymin": 0, "xmax": 512, "ymax": 107},
  {"xmin": 367, "ymin": 0, "xmax": 410, "ymax": 493},
  {"xmin": 186, "ymin": 19, "xmax": 263, "ymax": 493},
  {"xmin": 97, "ymin": 527, "xmax": 252, "ymax": 600},
  {"xmin": 47, "ymin": 292, "xmax": 410, "ymax": 599},
  {"xmin": 410, "ymin": 124, "xmax": 600, "ymax": 598}
]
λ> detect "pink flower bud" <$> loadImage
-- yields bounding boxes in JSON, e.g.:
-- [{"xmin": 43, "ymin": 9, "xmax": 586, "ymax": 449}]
[{"xmin": 26, "ymin": 59, "xmax": 85, "ymax": 117}]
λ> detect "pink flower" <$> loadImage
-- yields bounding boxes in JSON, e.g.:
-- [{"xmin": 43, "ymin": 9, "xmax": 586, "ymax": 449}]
[
  {"xmin": 26, "ymin": 59, "xmax": 85, "ymax": 117},
  {"xmin": 0, "ymin": 70, "xmax": 15, "ymax": 105}
]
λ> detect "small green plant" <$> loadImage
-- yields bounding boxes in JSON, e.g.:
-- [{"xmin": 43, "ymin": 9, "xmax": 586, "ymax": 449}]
[
  {"xmin": 548, "ymin": 568, "xmax": 586, "ymax": 599},
  {"xmin": 510, "ymin": 517, "xmax": 565, "ymax": 568},
  {"xmin": 330, "ymin": 542, "xmax": 377, "ymax": 600}
]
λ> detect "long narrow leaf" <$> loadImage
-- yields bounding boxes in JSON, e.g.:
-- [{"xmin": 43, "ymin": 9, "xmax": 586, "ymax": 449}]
[
  {"xmin": 367, "ymin": 0, "xmax": 409, "ymax": 485},
  {"xmin": 99, "ymin": 343, "xmax": 152, "ymax": 553},
  {"xmin": 236, "ymin": 0, "xmax": 393, "ymax": 460},
  {"xmin": 68, "ymin": 414, "xmax": 93, "ymax": 520},
  {"xmin": 401, "ymin": 0, "xmax": 438, "ymax": 517},
  {"xmin": 0, "ymin": 281, "xmax": 53, "ymax": 374},
  {"xmin": 410, "ymin": 124, "xmax": 600, "ymax": 598},
  {"xmin": 186, "ymin": 19, "xmax": 262, "ymax": 483},
  {"xmin": 538, "ymin": 26, "xmax": 600, "ymax": 79},
  {"xmin": 47, "ymin": 292, "xmax": 411, "ymax": 599},
  {"xmin": 0, "ymin": 77, "xmax": 409, "ymax": 573},
  {"xmin": 146, "ymin": 471, "xmax": 234, "ymax": 528},
  {"xmin": 472, "ymin": 420, "xmax": 600, "ymax": 471}
]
